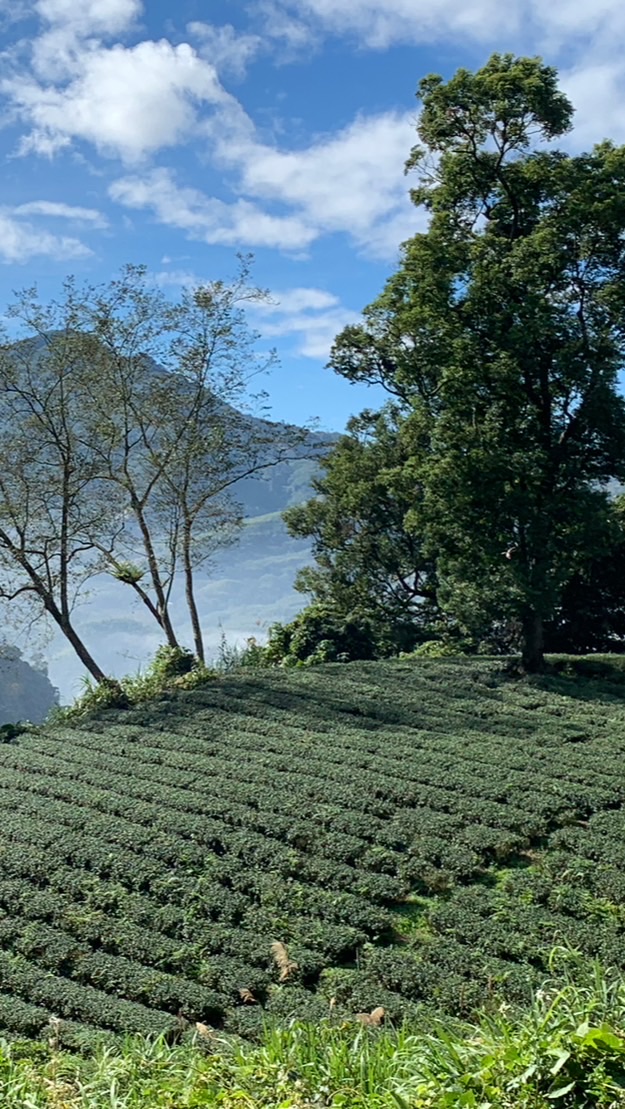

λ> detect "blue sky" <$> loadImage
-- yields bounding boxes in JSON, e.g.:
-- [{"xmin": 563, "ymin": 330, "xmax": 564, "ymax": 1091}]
[{"xmin": 0, "ymin": 0, "xmax": 623, "ymax": 432}]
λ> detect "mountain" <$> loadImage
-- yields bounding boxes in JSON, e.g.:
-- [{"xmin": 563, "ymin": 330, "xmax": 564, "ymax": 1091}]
[
  {"xmin": 0, "ymin": 644, "xmax": 59, "ymax": 724},
  {"xmin": 0, "ymin": 333, "xmax": 338, "ymax": 703}
]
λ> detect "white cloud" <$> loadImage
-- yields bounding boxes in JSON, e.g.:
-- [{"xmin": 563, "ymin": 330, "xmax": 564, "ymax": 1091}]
[
  {"xmin": 253, "ymin": 1, "xmax": 317, "ymax": 56},
  {"xmin": 216, "ymin": 109, "xmax": 417, "ymax": 258},
  {"xmin": 266, "ymin": 0, "xmax": 520, "ymax": 48},
  {"xmin": 6, "ymin": 40, "xmax": 229, "ymax": 163},
  {"xmin": 13, "ymin": 200, "xmax": 108, "ymax": 226},
  {"xmin": 110, "ymin": 168, "xmax": 317, "ymax": 249},
  {"xmin": 30, "ymin": 0, "xmax": 142, "ymax": 80},
  {"xmin": 35, "ymin": 0, "xmax": 141, "ymax": 36},
  {"xmin": 529, "ymin": 0, "xmax": 625, "ymax": 51},
  {"xmin": 255, "ymin": 305, "xmax": 360, "ymax": 359},
  {"xmin": 188, "ymin": 22, "xmax": 262, "ymax": 79},
  {"xmin": 257, "ymin": 287, "xmax": 340, "ymax": 313},
  {"xmin": 153, "ymin": 269, "xmax": 202, "ymax": 288},
  {"xmin": 106, "ymin": 108, "xmax": 419, "ymax": 260},
  {"xmin": 250, "ymin": 287, "xmax": 359, "ymax": 358},
  {"xmin": 150, "ymin": 272, "xmax": 357, "ymax": 358},
  {"xmin": 560, "ymin": 61, "xmax": 625, "ymax": 146},
  {"xmin": 264, "ymin": 0, "xmax": 625, "ymax": 61},
  {"xmin": 0, "ymin": 211, "xmax": 91, "ymax": 263}
]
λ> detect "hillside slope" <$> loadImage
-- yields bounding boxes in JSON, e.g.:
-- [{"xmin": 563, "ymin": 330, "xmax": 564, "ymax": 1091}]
[{"xmin": 1, "ymin": 658, "xmax": 625, "ymax": 1045}]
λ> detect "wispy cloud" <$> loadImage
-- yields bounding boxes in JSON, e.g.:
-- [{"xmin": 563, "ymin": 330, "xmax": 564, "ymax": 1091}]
[
  {"xmin": 188, "ymin": 22, "xmax": 262, "ymax": 79},
  {"xmin": 110, "ymin": 168, "xmax": 317, "ymax": 249},
  {"xmin": 261, "ymin": 0, "xmax": 520, "ymax": 48},
  {"xmin": 250, "ymin": 286, "xmax": 360, "ymax": 358},
  {"xmin": 13, "ymin": 200, "xmax": 108, "ymax": 226},
  {"xmin": 0, "ymin": 210, "xmax": 92, "ymax": 263}
]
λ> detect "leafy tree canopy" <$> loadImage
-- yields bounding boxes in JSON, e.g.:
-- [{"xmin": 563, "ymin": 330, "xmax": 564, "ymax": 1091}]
[
  {"xmin": 326, "ymin": 53, "xmax": 625, "ymax": 671},
  {"xmin": 283, "ymin": 405, "xmax": 437, "ymax": 656}
]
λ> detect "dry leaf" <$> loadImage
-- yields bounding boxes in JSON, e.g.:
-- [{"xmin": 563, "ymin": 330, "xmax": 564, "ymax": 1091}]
[
  {"xmin": 239, "ymin": 987, "xmax": 257, "ymax": 1004},
  {"xmin": 195, "ymin": 1021, "xmax": 215, "ymax": 1040},
  {"xmin": 356, "ymin": 1006, "xmax": 385, "ymax": 1026},
  {"xmin": 271, "ymin": 940, "xmax": 299, "ymax": 982}
]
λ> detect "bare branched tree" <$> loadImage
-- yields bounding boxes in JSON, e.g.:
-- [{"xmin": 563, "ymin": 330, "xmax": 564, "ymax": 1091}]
[
  {"xmin": 0, "ymin": 319, "xmax": 123, "ymax": 682},
  {"xmin": 0, "ymin": 258, "xmax": 321, "ymax": 677}
]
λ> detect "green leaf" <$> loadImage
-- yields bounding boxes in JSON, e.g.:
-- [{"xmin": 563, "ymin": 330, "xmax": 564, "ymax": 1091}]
[
  {"xmin": 546, "ymin": 1080, "xmax": 577, "ymax": 1099},
  {"xmin": 549, "ymin": 1049, "xmax": 572, "ymax": 1076}
]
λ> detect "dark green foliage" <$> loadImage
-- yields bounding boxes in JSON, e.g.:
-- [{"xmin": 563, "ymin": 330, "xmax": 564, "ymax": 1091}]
[
  {"xmin": 279, "ymin": 407, "xmax": 438, "ymax": 662},
  {"xmin": 1, "ymin": 659, "xmax": 625, "ymax": 1040},
  {"xmin": 543, "ymin": 496, "xmax": 625, "ymax": 653},
  {"xmin": 262, "ymin": 603, "xmax": 381, "ymax": 666},
  {"xmin": 327, "ymin": 55, "xmax": 625, "ymax": 672}
]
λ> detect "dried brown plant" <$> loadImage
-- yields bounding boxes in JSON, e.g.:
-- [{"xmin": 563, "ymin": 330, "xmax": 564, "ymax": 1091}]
[{"xmin": 270, "ymin": 940, "xmax": 299, "ymax": 982}]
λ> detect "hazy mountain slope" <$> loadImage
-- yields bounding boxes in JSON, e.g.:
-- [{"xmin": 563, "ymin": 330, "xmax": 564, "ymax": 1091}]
[{"xmin": 0, "ymin": 646, "xmax": 59, "ymax": 725}]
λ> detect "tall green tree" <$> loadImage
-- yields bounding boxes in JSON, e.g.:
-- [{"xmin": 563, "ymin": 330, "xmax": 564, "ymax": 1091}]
[
  {"xmin": 330, "ymin": 54, "xmax": 625, "ymax": 671},
  {"xmin": 283, "ymin": 405, "xmax": 438, "ymax": 654}
]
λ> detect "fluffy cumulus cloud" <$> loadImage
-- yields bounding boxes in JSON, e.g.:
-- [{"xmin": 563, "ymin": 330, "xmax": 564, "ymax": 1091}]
[
  {"xmin": 7, "ymin": 41, "xmax": 229, "ymax": 162},
  {"xmin": 1, "ymin": 0, "xmax": 235, "ymax": 163},
  {"xmin": 0, "ymin": 210, "xmax": 91, "ymax": 263}
]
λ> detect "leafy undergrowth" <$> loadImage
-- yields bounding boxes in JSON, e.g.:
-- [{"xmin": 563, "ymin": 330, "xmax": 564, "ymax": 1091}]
[
  {"xmin": 2, "ymin": 657, "xmax": 625, "ymax": 1040},
  {"xmin": 2, "ymin": 955, "xmax": 625, "ymax": 1107}
]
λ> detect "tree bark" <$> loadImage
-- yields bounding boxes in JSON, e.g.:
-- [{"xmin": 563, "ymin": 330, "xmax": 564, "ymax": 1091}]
[
  {"xmin": 60, "ymin": 619, "xmax": 109, "ymax": 684},
  {"xmin": 521, "ymin": 608, "xmax": 545, "ymax": 673},
  {"xmin": 182, "ymin": 523, "xmax": 204, "ymax": 662},
  {"xmin": 42, "ymin": 588, "xmax": 108, "ymax": 683},
  {"xmin": 132, "ymin": 497, "xmax": 180, "ymax": 650}
]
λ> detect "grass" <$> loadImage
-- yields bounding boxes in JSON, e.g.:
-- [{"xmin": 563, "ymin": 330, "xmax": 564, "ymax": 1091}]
[{"xmin": 1, "ymin": 952, "xmax": 625, "ymax": 1107}]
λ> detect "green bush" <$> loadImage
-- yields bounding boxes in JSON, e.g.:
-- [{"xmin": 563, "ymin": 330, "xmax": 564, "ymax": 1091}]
[
  {"xmin": 56, "ymin": 645, "xmax": 217, "ymax": 719},
  {"xmin": 403, "ymin": 640, "xmax": 462, "ymax": 659},
  {"xmin": 261, "ymin": 604, "xmax": 380, "ymax": 667}
]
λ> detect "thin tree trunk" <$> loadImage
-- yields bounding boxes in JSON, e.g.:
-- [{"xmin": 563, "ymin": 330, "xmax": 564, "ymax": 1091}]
[
  {"xmin": 42, "ymin": 591, "xmax": 108, "ymax": 683},
  {"xmin": 61, "ymin": 618, "xmax": 109, "ymax": 683},
  {"xmin": 132, "ymin": 498, "xmax": 180, "ymax": 649},
  {"xmin": 0, "ymin": 528, "xmax": 109, "ymax": 685},
  {"xmin": 182, "ymin": 524, "xmax": 204, "ymax": 662},
  {"xmin": 521, "ymin": 608, "xmax": 545, "ymax": 673}
]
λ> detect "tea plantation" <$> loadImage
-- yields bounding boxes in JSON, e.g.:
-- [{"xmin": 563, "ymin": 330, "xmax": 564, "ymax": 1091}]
[{"xmin": 1, "ymin": 657, "xmax": 625, "ymax": 1047}]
